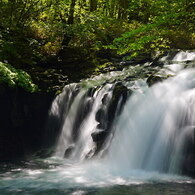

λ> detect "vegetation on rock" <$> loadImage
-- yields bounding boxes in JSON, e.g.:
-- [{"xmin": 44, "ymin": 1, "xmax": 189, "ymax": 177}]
[{"xmin": 0, "ymin": 62, "xmax": 37, "ymax": 92}]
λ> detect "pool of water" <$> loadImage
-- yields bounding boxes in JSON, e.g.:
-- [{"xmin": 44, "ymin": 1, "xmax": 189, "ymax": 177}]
[{"xmin": 0, "ymin": 158, "xmax": 194, "ymax": 195}]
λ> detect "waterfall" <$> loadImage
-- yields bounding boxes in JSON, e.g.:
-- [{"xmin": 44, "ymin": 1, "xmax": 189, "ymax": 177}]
[
  {"xmin": 160, "ymin": 50, "xmax": 195, "ymax": 62},
  {"xmin": 107, "ymin": 69, "xmax": 195, "ymax": 174},
  {"xmin": 48, "ymin": 82, "xmax": 128, "ymax": 161},
  {"xmin": 47, "ymin": 50, "xmax": 195, "ymax": 175},
  {"xmin": 1, "ymin": 51, "xmax": 195, "ymax": 193}
]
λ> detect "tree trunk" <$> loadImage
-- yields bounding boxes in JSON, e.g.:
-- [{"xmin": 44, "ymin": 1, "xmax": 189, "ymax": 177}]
[
  {"xmin": 109, "ymin": 0, "xmax": 115, "ymax": 18},
  {"xmin": 61, "ymin": 0, "xmax": 77, "ymax": 48},
  {"xmin": 118, "ymin": 0, "xmax": 128, "ymax": 20},
  {"xmin": 67, "ymin": 0, "xmax": 77, "ymax": 24},
  {"xmin": 89, "ymin": 0, "xmax": 98, "ymax": 12}
]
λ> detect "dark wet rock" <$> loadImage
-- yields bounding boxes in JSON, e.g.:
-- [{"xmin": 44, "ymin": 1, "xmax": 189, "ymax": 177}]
[
  {"xmin": 183, "ymin": 153, "xmax": 195, "ymax": 177},
  {"xmin": 113, "ymin": 53, "xmax": 152, "ymax": 69},
  {"xmin": 0, "ymin": 84, "xmax": 55, "ymax": 161},
  {"xmin": 107, "ymin": 82, "xmax": 130, "ymax": 119},
  {"xmin": 162, "ymin": 50, "xmax": 180, "ymax": 61},
  {"xmin": 93, "ymin": 82, "xmax": 131, "ymax": 155},
  {"xmin": 95, "ymin": 108, "xmax": 107, "ymax": 123},
  {"xmin": 86, "ymin": 87, "xmax": 97, "ymax": 97},
  {"xmin": 131, "ymin": 53, "xmax": 152, "ymax": 65},
  {"xmin": 95, "ymin": 108, "xmax": 107, "ymax": 130},
  {"xmin": 102, "ymin": 94, "xmax": 108, "ymax": 105},
  {"xmin": 85, "ymin": 148, "xmax": 96, "ymax": 159},
  {"xmin": 64, "ymin": 146, "xmax": 74, "ymax": 158},
  {"xmin": 124, "ymin": 75, "xmax": 136, "ymax": 81},
  {"xmin": 91, "ymin": 130, "xmax": 108, "ymax": 150},
  {"xmin": 183, "ymin": 128, "xmax": 195, "ymax": 177},
  {"xmin": 146, "ymin": 75, "xmax": 165, "ymax": 86},
  {"xmin": 150, "ymin": 60, "xmax": 164, "ymax": 67}
]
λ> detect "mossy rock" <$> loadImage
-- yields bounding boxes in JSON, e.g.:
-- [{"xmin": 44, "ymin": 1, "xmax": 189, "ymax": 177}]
[
  {"xmin": 0, "ymin": 62, "xmax": 37, "ymax": 92},
  {"xmin": 147, "ymin": 75, "xmax": 166, "ymax": 86},
  {"xmin": 94, "ymin": 61, "xmax": 117, "ymax": 74}
]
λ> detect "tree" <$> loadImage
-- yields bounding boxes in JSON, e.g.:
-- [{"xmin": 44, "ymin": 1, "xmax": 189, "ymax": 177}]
[
  {"xmin": 89, "ymin": 0, "xmax": 98, "ymax": 12},
  {"xmin": 68, "ymin": 0, "xmax": 77, "ymax": 24},
  {"xmin": 118, "ymin": 0, "xmax": 128, "ymax": 19}
]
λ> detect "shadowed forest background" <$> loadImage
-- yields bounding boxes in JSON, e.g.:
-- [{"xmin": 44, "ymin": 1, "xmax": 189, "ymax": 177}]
[{"xmin": 0, "ymin": 0, "xmax": 194, "ymax": 92}]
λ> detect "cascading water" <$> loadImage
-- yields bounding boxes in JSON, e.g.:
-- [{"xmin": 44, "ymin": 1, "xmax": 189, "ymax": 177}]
[
  {"xmin": 53, "ymin": 83, "xmax": 115, "ymax": 160},
  {"xmin": 47, "ymin": 51, "xmax": 195, "ymax": 173},
  {"xmin": 107, "ymin": 69, "xmax": 195, "ymax": 174},
  {"xmin": 0, "ymin": 50, "xmax": 195, "ymax": 194},
  {"xmin": 49, "ymin": 82, "xmax": 127, "ymax": 161}
]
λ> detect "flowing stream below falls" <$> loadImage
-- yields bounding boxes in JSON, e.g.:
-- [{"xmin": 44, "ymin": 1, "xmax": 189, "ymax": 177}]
[{"xmin": 0, "ymin": 51, "xmax": 195, "ymax": 194}]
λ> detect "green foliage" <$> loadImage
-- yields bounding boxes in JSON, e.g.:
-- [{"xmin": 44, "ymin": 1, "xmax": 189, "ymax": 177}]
[
  {"xmin": 67, "ymin": 16, "xmax": 133, "ymax": 53},
  {"xmin": 107, "ymin": 22, "xmax": 170, "ymax": 58},
  {"xmin": 1, "ymin": 0, "xmax": 194, "ymax": 64},
  {"xmin": 0, "ymin": 62, "xmax": 37, "ymax": 92},
  {"xmin": 0, "ymin": 0, "xmax": 52, "ymax": 66},
  {"xmin": 0, "ymin": 0, "xmax": 194, "ymax": 92},
  {"xmin": 106, "ymin": 3, "xmax": 195, "ymax": 58},
  {"xmin": 0, "ymin": 0, "xmax": 51, "ymax": 31},
  {"xmin": 0, "ymin": 29, "xmax": 41, "ymax": 66}
]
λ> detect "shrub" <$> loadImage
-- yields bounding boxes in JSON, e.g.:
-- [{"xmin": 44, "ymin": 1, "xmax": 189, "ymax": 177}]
[{"xmin": 0, "ymin": 62, "xmax": 37, "ymax": 92}]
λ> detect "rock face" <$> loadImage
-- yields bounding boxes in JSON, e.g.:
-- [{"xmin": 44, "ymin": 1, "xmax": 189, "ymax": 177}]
[
  {"xmin": 146, "ymin": 75, "xmax": 165, "ymax": 86},
  {"xmin": 92, "ymin": 82, "xmax": 131, "ymax": 154},
  {"xmin": 0, "ymin": 84, "xmax": 55, "ymax": 161},
  {"xmin": 184, "ymin": 154, "xmax": 195, "ymax": 177},
  {"xmin": 183, "ymin": 128, "xmax": 195, "ymax": 177}
]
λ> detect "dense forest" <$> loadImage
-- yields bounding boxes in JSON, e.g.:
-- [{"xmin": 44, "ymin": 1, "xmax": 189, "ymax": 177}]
[{"xmin": 0, "ymin": 0, "xmax": 194, "ymax": 92}]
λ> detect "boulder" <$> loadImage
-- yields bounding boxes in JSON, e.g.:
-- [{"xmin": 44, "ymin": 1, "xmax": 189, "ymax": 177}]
[{"xmin": 146, "ymin": 75, "xmax": 165, "ymax": 86}]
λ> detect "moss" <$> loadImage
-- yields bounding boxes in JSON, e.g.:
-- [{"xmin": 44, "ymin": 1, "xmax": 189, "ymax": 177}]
[
  {"xmin": 94, "ymin": 61, "xmax": 117, "ymax": 74},
  {"xmin": 146, "ymin": 74, "xmax": 173, "ymax": 86},
  {"xmin": 0, "ymin": 62, "xmax": 37, "ymax": 92}
]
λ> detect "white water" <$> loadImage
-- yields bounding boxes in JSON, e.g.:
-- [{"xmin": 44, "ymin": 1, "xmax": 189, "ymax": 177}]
[
  {"xmin": 49, "ymin": 83, "xmax": 116, "ymax": 161},
  {"xmin": 160, "ymin": 50, "xmax": 195, "ymax": 62},
  {"xmin": 48, "ymin": 50, "xmax": 195, "ymax": 174},
  {"xmin": 107, "ymin": 68, "xmax": 195, "ymax": 174}
]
